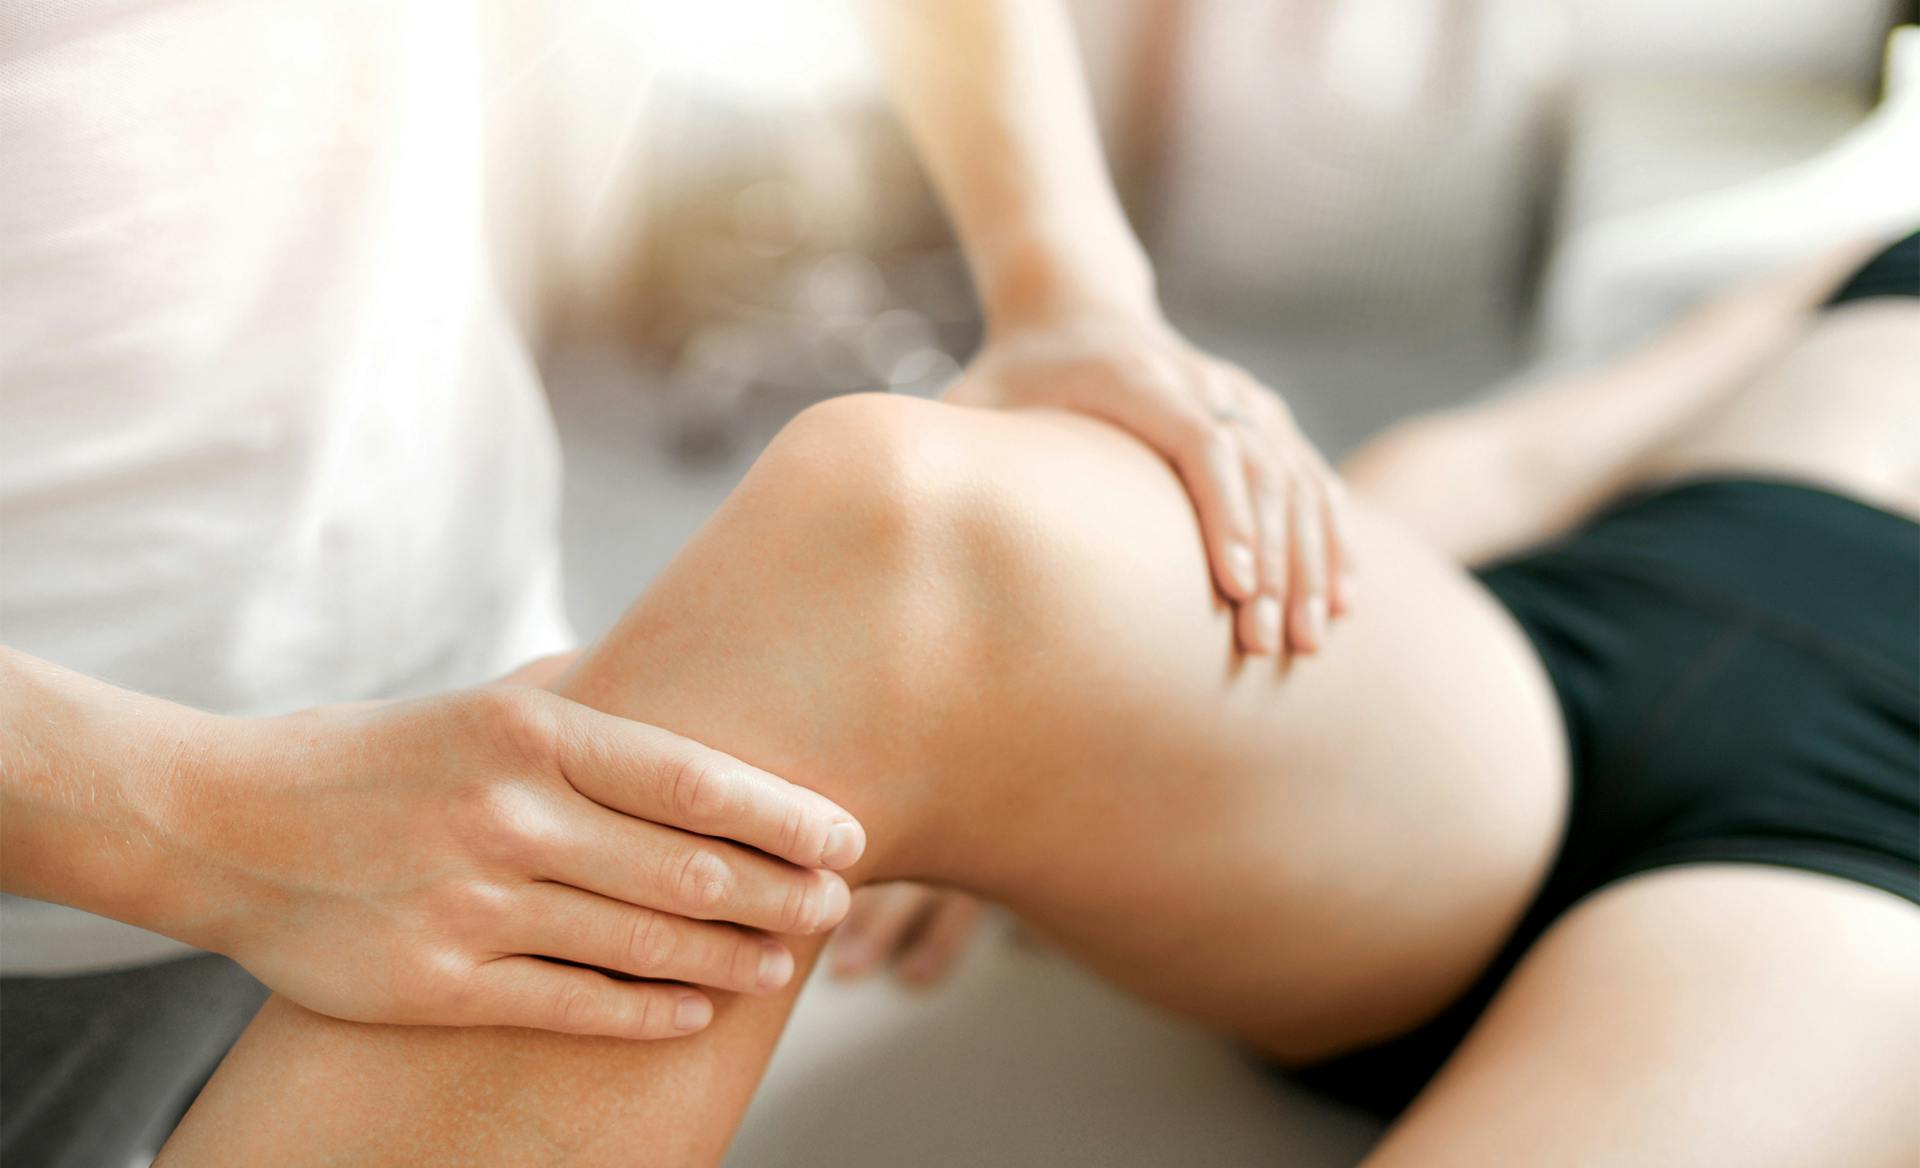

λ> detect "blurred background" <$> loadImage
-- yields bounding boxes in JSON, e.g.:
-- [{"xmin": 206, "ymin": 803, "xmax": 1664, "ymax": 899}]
[{"xmin": 466, "ymin": 2, "xmax": 1911, "ymax": 1163}]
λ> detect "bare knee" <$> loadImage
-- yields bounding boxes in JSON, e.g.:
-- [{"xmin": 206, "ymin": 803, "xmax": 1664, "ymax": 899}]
[
  {"xmin": 739, "ymin": 393, "xmax": 1010, "ymax": 636},
  {"xmin": 656, "ymin": 394, "xmax": 1039, "ymax": 878},
  {"xmin": 748, "ymin": 394, "xmax": 951, "ymax": 528},
  {"xmin": 741, "ymin": 393, "xmax": 1089, "ymax": 657},
  {"xmin": 718, "ymin": 394, "xmax": 1212, "ymax": 882},
  {"xmin": 751, "ymin": 390, "xmax": 1221, "ymax": 693}
]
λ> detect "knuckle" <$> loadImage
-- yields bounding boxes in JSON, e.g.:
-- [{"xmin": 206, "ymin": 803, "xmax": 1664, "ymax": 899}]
[
  {"xmin": 459, "ymin": 780, "xmax": 546, "ymax": 862},
  {"xmin": 673, "ymin": 849, "xmax": 733, "ymax": 916},
  {"xmin": 631, "ymin": 989, "xmax": 665, "ymax": 1038},
  {"xmin": 1165, "ymin": 408, "xmax": 1215, "ymax": 451},
  {"xmin": 471, "ymin": 687, "xmax": 561, "ymax": 768},
  {"xmin": 664, "ymin": 751, "xmax": 735, "ymax": 822},
  {"xmin": 554, "ymin": 980, "xmax": 602, "ymax": 1033},
  {"xmin": 780, "ymin": 875, "xmax": 820, "ymax": 934},
  {"xmin": 430, "ymin": 959, "xmax": 482, "ymax": 1022},
  {"xmin": 443, "ymin": 880, "xmax": 514, "ymax": 934},
  {"xmin": 1244, "ymin": 449, "xmax": 1285, "ymax": 495},
  {"xmin": 728, "ymin": 936, "xmax": 764, "ymax": 987},
  {"xmin": 391, "ymin": 951, "xmax": 464, "ymax": 1023},
  {"xmin": 776, "ymin": 800, "xmax": 813, "ymax": 863},
  {"xmin": 783, "ymin": 872, "xmax": 837, "ymax": 933},
  {"xmin": 626, "ymin": 909, "xmax": 678, "ymax": 971},
  {"xmin": 1121, "ymin": 353, "xmax": 1172, "ymax": 390}
]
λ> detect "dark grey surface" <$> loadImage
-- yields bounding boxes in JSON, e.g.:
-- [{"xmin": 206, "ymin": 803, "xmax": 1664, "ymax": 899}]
[{"xmin": 0, "ymin": 955, "xmax": 266, "ymax": 1168}]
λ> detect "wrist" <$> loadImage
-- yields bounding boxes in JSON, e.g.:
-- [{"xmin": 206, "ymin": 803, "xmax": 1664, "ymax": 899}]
[
  {"xmin": 0, "ymin": 650, "xmax": 233, "ymax": 943},
  {"xmin": 978, "ymin": 231, "xmax": 1159, "ymax": 340},
  {"xmin": 124, "ymin": 709, "xmax": 255, "ymax": 951},
  {"xmin": 59, "ymin": 703, "xmax": 240, "ymax": 947}
]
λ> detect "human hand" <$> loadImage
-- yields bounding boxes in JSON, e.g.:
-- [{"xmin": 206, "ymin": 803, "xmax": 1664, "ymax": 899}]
[
  {"xmin": 951, "ymin": 308, "xmax": 1354, "ymax": 655},
  {"xmin": 165, "ymin": 683, "xmax": 866, "ymax": 1039},
  {"xmin": 829, "ymin": 882, "xmax": 984, "ymax": 988}
]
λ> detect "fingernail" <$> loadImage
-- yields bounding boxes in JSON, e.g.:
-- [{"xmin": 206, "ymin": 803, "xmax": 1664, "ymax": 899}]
[
  {"xmin": 758, "ymin": 942, "xmax": 794, "ymax": 992},
  {"xmin": 674, "ymin": 995, "xmax": 712, "ymax": 1032},
  {"xmin": 816, "ymin": 876, "xmax": 851, "ymax": 930},
  {"xmin": 1226, "ymin": 542, "xmax": 1257, "ymax": 594},
  {"xmin": 820, "ymin": 821, "xmax": 864, "ymax": 869},
  {"xmin": 1252, "ymin": 596, "xmax": 1282, "ymax": 653}
]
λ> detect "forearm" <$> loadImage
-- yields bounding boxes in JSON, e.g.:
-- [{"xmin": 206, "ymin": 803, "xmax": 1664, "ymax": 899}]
[
  {"xmin": 866, "ymin": 0, "xmax": 1153, "ymax": 330},
  {"xmin": 0, "ymin": 646, "xmax": 213, "ymax": 936}
]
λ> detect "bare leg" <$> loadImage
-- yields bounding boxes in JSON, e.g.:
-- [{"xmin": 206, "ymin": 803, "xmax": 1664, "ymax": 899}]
[
  {"xmin": 160, "ymin": 393, "xmax": 1564, "ymax": 1165},
  {"xmin": 1363, "ymin": 867, "xmax": 1920, "ymax": 1167},
  {"xmin": 1342, "ymin": 242, "xmax": 1883, "ymax": 562},
  {"xmin": 1347, "ymin": 277, "xmax": 1920, "ymax": 1164},
  {"xmin": 1638, "ymin": 298, "xmax": 1920, "ymax": 519}
]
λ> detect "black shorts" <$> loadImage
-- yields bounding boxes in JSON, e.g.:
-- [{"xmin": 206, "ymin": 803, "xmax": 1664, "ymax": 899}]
[
  {"xmin": 1293, "ymin": 478, "xmax": 1920, "ymax": 1116},
  {"xmin": 1290, "ymin": 232, "xmax": 1920, "ymax": 1116}
]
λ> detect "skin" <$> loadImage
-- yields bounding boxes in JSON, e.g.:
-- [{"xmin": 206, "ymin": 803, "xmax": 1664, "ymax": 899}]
[
  {"xmin": 872, "ymin": 0, "xmax": 1354, "ymax": 656},
  {"xmin": 0, "ymin": 0, "xmax": 1333, "ymax": 1038},
  {"xmin": 830, "ymin": 880, "xmax": 984, "ymax": 987},
  {"xmin": 5, "ymin": 0, "xmax": 1911, "ymax": 1159},
  {"xmin": 841, "ymin": 240, "xmax": 1902, "ymax": 989},
  {"xmin": 844, "ymin": 0, "xmax": 1365, "ymax": 980},
  {"xmin": 158, "ymin": 271, "xmax": 1920, "ymax": 1164},
  {"xmin": 158, "ymin": 395, "xmax": 1561, "ymax": 1166},
  {"xmin": 1366, "ymin": 867, "xmax": 1920, "ymax": 1167},
  {"xmin": 0, "ymin": 649, "xmax": 864, "ymax": 1037}
]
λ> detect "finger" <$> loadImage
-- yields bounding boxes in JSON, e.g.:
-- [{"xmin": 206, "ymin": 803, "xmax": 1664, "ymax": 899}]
[
  {"xmin": 1261, "ymin": 389, "xmax": 1353, "ymax": 619},
  {"xmin": 1164, "ymin": 408, "xmax": 1259, "ymax": 605},
  {"xmin": 831, "ymin": 883, "xmax": 934, "ymax": 979},
  {"xmin": 1320, "ymin": 470, "xmax": 1358, "ymax": 617},
  {"xmin": 1291, "ymin": 439, "xmax": 1355, "ymax": 617},
  {"xmin": 1074, "ymin": 366, "xmax": 1259, "ymax": 605},
  {"xmin": 1236, "ymin": 448, "xmax": 1290, "ymax": 656},
  {"xmin": 554, "ymin": 712, "xmax": 866, "ymax": 871},
  {"xmin": 1286, "ymin": 484, "xmax": 1331, "ymax": 655},
  {"xmin": 471, "ymin": 955, "xmax": 713, "ymax": 1040},
  {"xmin": 541, "ymin": 803, "xmax": 853, "ymax": 935},
  {"xmin": 898, "ymin": 895, "xmax": 986, "ymax": 988},
  {"xmin": 516, "ymin": 884, "xmax": 795, "ymax": 995}
]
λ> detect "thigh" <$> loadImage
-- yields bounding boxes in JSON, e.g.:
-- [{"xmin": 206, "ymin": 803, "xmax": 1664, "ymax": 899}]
[
  {"xmin": 1, "ymin": 954, "xmax": 267, "ymax": 1168},
  {"xmin": 1365, "ymin": 865, "xmax": 1920, "ymax": 1167},
  {"xmin": 571, "ymin": 397, "xmax": 1569, "ymax": 1059},
  {"xmin": 904, "ymin": 403, "xmax": 1571, "ymax": 1059},
  {"xmin": 1638, "ymin": 300, "xmax": 1920, "ymax": 519}
]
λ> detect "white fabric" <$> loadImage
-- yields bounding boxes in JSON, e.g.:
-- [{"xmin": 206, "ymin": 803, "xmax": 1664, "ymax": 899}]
[
  {"xmin": 1541, "ymin": 26, "xmax": 1920, "ymax": 363},
  {"xmin": 0, "ymin": 0, "xmax": 574, "ymax": 974}
]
